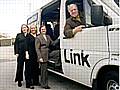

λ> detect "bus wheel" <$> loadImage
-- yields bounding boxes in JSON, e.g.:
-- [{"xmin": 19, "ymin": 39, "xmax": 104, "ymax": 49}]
[
  {"xmin": 99, "ymin": 71, "xmax": 119, "ymax": 90},
  {"xmin": 92, "ymin": 79, "xmax": 98, "ymax": 90}
]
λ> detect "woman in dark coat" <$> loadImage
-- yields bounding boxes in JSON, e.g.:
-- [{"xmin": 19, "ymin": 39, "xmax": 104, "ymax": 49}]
[
  {"xmin": 14, "ymin": 24, "xmax": 29, "ymax": 87},
  {"xmin": 26, "ymin": 24, "xmax": 39, "ymax": 87}
]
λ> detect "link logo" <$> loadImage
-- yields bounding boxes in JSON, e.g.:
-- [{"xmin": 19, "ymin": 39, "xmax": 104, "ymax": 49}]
[{"xmin": 64, "ymin": 49, "xmax": 90, "ymax": 68}]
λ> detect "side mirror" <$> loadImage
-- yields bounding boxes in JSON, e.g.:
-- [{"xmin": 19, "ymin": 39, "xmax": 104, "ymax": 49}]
[
  {"xmin": 91, "ymin": 5, "xmax": 104, "ymax": 26},
  {"xmin": 104, "ymin": 15, "xmax": 112, "ymax": 25},
  {"xmin": 91, "ymin": 5, "xmax": 112, "ymax": 26}
]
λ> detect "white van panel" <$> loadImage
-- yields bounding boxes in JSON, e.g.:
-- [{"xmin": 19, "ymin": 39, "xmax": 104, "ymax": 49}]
[
  {"xmin": 62, "ymin": 26, "xmax": 108, "ymax": 52},
  {"xmin": 61, "ymin": 49, "xmax": 109, "ymax": 86}
]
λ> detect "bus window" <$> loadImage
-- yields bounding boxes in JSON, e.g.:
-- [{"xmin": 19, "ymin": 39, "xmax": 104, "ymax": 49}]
[
  {"xmin": 41, "ymin": 0, "xmax": 60, "ymax": 40},
  {"xmin": 64, "ymin": 0, "xmax": 85, "ymax": 38}
]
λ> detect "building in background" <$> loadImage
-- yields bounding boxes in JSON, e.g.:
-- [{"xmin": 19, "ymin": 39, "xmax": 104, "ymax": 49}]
[{"xmin": 0, "ymin": 33, "xmax": 14, "ymax": 46}]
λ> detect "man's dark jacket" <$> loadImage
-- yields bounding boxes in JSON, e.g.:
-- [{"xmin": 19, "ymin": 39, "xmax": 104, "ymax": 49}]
[{"xmin": 64, "ymin": 16, "xmax": 85, "ymax": 38}]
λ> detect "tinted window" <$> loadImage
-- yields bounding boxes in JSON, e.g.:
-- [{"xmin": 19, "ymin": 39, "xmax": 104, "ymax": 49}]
[{"xmin": 114, "ymin": 0, "xmax": 119, "ymax": 7}]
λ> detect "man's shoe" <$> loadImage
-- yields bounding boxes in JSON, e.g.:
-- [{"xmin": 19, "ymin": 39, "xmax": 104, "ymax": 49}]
[
  {"xmin": 30, "ymin": 86, "xmax": 34, "ymax": 89},
  {"xmin": 26, "ymin": 86, "xmax": 34, "ymax": 89},
  {"xmin": 44, "ymin": 86, "xmax": 51, "ymax": 89},
  {"xmin": 18, "ymin": 81, "xmax": 22, "ymax": 87},
  {"xmin": 38, "ymin": 83, "xmax": 41, "ymax": 86}
]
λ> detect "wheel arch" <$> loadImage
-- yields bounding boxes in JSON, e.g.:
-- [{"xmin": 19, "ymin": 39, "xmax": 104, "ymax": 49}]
[
  {"xmin": 91, "ymin": 65, "xmax": 119, "ymax": 85},
  {"xmin": 96, "ymin": 65, "xmax": 118, "ymax": 81},
  {"xmin": 91, "ymin": 65, "xmax": 119, "ymax": 90}
]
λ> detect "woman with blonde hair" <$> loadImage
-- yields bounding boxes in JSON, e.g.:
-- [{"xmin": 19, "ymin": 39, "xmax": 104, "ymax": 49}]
[{"xmin": 26, "ymin": 24, "xmax": 39, "ymax": 87}]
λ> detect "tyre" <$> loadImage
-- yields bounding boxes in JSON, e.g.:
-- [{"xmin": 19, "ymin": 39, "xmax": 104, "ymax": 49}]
[
  {"xmin": 92, "ymin": 79, "xmax": 98, "ymax": 90},
  {"xmin": 98, "ymin": 71, "xmax": 119, "ymax": 90}
]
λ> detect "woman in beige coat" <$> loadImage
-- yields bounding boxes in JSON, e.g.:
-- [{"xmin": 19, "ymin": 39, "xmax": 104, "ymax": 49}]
[{"xmin": 35, "ymin": 25, "xmax": 52, "ymax": 89}]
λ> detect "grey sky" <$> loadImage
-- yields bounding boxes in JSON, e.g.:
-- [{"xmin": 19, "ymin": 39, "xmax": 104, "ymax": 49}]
[
  {"xmin": 0, "ymin": 0, "xmax": 30, "ymax": 36},
  {"xmin": 0, "ymin": 0, "xmax": 52, "ymax": 37}
]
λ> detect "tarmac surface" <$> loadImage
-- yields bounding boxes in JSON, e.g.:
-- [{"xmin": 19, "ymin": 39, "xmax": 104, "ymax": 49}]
[{"xmin": 0, "ymin": 46, "xmax": 92, "ymax": 90}]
